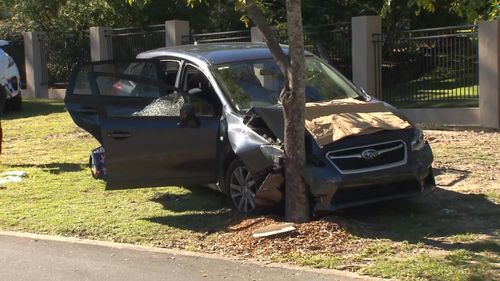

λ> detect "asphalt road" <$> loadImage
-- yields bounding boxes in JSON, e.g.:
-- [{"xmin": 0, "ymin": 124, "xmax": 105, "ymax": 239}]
[{"xmin": 0, "ymin": 232, "xmax": 376, "ymax": 281}]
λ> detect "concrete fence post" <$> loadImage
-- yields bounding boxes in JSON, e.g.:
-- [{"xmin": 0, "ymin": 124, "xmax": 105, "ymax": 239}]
[
  {"xmin": 90, "ymin": 26, "xmax": 113, "ymax": 62},
  {"xmin": 165, "ymin": 20, "xmax": 190, "ymax": 46},
  {"xmin": 351, "ymin": 16, "xmax": 381, "ymax": 98},
  {"xmin": 251, "ymin": 27, "xmax": 265, "ymax": 43},
  {"xmin": 23, "ymin": 32, "xmax": 48, "ymax": 99},
  {"xmin": 479, "ymin": 20, "xmax": 500, "ymax": 129}
]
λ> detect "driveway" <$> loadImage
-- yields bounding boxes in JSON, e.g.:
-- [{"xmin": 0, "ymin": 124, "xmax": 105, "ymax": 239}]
[{"xmin": 0, "ymin": 231, "xmax": 378, "ymax": 281}]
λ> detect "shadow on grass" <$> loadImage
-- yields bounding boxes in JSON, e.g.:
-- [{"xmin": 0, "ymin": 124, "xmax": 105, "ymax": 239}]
[
  {"xmin": 3, "ymin": 99, "xmax": 66, "ymax": 120},
  {"xmin": 433, "ymin": 167, "xmax": 470, "ymax": 187},
  {"xmin": 6, "ymin": 163, "xmax": 85, "ymax": 174},
  {"xmin": 144, "ymin": 185, "xmax": 246, "ymax": 232},
  {"xmin": 336, "ymin": 187, "xmax": 500, "ymax": 254}
]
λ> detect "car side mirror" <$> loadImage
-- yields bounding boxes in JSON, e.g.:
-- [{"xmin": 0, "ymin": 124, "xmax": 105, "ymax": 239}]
[
  {"xmin": 178, "ymin": 103, "xmax": 200, "ymax": 128},
  {"xmin": 358, "ymin": 86, "xmax": 372, "ymax": 102}
]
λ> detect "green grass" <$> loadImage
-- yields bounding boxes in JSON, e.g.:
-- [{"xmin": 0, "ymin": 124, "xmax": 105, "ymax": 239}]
[
  {"xmin": 362, "ymin": 250, "xmax": 496, "ymax": 281},
  {"xmin": 0, "ymin": 100, "xmax": 235, "ymax": 248},
  {"xmin": 0, "ymin": 100, "xmax": 499, "ymax": 280}
]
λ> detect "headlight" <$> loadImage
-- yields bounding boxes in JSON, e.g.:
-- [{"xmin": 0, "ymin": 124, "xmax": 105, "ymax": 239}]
[
  {"xmin": 260, "ymin": 145, "xmax": 284, "ymax": 165},
  {"xmin": 7, "ymin": 56, "xmax": 15, "ymax": 68},
  {"xmin": 411, "ymin": 128, "xmax": 425, "ymax": 151}
]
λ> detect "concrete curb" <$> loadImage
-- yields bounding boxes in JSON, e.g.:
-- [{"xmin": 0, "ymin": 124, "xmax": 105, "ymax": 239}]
[{"xmin": 0, "ymin": 230, "xmax": 387, "ymax": 280}]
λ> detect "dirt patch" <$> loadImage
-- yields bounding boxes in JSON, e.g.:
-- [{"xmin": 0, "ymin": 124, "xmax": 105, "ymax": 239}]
[
  {"xmin": 211, "ymin": 216, "xmax": 356, "ymax": 260},
  {"xmin": 425, "ymin": 129, "xmax": 500, "ymax": 186}
]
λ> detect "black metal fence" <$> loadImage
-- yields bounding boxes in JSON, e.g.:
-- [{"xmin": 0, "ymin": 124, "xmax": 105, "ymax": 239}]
[
  {"xmin": 276, "ymin": 23, "xmax": 352, "ymax": 79},
  {"xmin": 109, "ymin": 24, "xmax": 166, "ymax": 60},
  {"xmin": 373, "ymin": 25, "xmax": 479, "ymax": 108},
  {"xmin": 40, "ymin": 31, "xmax": 91, "ymax": 87},
  {"xmin": 103, "ymin": 23, "xmax": 352, "ymax": 80}
]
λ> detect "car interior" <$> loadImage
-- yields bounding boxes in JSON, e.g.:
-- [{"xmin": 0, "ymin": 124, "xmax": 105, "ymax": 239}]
[{"xmin": 183, "ymin": 65, "xmax": 222, "ymax": 117}]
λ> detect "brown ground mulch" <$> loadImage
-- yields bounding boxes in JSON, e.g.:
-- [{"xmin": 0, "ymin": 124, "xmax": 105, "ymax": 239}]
[{"xmin": 211, "ymin": 216, "xmax": 356, "ymax": 260}]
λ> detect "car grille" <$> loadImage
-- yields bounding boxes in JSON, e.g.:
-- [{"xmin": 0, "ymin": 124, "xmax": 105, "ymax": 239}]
[{"xmin": 326, "ymin": 140, "xmax": 407, "ymax": 174}]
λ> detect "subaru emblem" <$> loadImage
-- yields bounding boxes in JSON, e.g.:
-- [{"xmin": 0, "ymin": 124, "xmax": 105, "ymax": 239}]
[{"xmin": 361, "ymin": 149, "xmax": 378, "ymax": 160}]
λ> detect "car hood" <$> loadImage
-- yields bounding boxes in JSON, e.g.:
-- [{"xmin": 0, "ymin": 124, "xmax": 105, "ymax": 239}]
[{"xmin": 251, "ymin": 98, "xmax": 412, "ymax": 147}]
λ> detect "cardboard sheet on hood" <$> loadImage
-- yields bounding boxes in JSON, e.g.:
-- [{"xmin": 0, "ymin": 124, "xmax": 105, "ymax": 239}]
[{"xmin": 305, "ymin": 98, "xmax": 411, "ymax": 147}]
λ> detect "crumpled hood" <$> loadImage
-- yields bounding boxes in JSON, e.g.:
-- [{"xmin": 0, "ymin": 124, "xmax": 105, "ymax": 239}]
[
  {"xmin": 251, "ymin": 98, "xmax": 412, "ymax": 147},
  {"xmin": 251, "ymin": 106, "xmax": 285, "ymax": 140},
  {"xmin": 305, "ymin": 98, "xmax": 411, "ymax": 146}
]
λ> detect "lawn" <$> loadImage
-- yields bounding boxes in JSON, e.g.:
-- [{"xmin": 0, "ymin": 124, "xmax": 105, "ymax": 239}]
[
  {"xmin": 0, "ymin": 100, "xmax": 498, "ymax": 280},
  {"xmin": 383, "ymin": 67, "xmax": 479, "ymax": 108}
]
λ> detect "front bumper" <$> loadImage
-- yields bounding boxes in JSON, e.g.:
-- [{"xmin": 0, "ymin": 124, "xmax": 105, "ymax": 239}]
[{"xmin": 302, "ymin": 143, "xmax": 435, "ymax": 214}]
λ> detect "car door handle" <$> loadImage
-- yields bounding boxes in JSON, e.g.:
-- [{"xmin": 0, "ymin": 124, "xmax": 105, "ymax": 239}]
[{"xmin": 107, "ymin": 131, "xmax": 132, "ymax": 140}]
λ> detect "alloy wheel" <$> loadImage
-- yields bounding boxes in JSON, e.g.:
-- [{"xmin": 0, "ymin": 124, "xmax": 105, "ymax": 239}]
[{"xmin": 229, "ymin": 165, "xmax": 257, "ymax": 212}]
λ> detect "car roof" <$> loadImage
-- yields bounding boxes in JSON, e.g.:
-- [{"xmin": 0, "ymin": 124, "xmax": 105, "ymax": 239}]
[{"xmin": 136, "ymin": 42, "xmax": 301, "ymax": 65}]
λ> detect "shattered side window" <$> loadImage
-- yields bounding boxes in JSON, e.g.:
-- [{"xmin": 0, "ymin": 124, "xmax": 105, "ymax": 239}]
[
  {"xmin": 93, "ymin": 60, "xmax": 186, "ymax": 117},
  {"xmin": 96, "ymin": 76, "xmax": 185, "ymax": 117},
  {"xmin": 132, "ymin": 93, "xmax": 184, "ymax": 117}
]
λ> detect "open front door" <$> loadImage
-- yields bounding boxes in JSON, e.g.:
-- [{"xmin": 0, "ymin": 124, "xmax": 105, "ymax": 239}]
[
  {"xmin": 65, "ymin": 60, "xmax": 157, "ymax": 143},
  {"xmin": 85, "ymin": 60, "xmax": 221, "ymax": 190}
]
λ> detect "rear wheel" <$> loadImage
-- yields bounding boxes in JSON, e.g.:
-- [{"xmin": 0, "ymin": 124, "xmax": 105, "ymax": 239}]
[{"xmin": 225, "ymin": 159, "xmax": 257, "ymax": 213}]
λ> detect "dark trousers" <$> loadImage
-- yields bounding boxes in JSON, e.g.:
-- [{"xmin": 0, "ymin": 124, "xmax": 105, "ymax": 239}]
[{"xmin": 0, "ymin": 87, "xmax": 6, "ymax": 155}]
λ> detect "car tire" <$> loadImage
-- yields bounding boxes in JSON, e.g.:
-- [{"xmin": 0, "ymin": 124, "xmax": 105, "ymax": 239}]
[
  {"xmin": 225, "ymin": 159, "xmax": 258, "ymax": 213},
  {"xmin": 4, "ymin": 94, "xmax": 22, "ymax": 112}
]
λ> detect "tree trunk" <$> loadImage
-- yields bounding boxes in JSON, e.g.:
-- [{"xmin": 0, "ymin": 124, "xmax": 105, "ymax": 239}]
[
  {"xmin": 282, "ymin": 0, "xmax": 309, "ymax": 223},
  {"xmin": 245, "ymin": 0, "xmax": 310, "ymax": 222}
]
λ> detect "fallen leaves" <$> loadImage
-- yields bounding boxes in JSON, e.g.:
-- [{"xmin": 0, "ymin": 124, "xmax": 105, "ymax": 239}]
[{"xmin": 211, "ymin": 216, "xmax": 355, "ymax": 260}]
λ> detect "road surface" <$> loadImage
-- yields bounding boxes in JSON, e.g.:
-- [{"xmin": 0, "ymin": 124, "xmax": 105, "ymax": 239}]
[{"xmin": 0, "ymin": 231, "xmax": 379, "ymax": 281}]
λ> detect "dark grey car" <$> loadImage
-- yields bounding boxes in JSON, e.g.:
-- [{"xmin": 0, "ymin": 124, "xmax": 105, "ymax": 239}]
[{"xmin": 65, "ymin": 43, "xmax": 435, "ymax": 214}]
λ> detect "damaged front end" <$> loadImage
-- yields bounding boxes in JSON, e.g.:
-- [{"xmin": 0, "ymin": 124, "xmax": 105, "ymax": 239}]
[
  {"xmin": 227, "ymin": 100, "xmax": 436, "ymax": 216},
  {"xmin": 224, "ymin": 108, "xmax": 286, "ymax": 210}
]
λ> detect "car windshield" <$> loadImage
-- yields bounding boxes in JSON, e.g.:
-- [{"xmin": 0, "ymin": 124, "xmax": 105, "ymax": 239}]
[{"xmin": 212, "ymin": 56, "xmax": 361, "ymax": 112}]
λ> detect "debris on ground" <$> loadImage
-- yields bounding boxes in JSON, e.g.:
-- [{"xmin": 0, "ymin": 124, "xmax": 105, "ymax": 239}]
[
  {"xmin": 0, "ymin": 171, "xmax": 28, "ymax": 185},
  {"xmin": 252, "ymin": 222, "xmax": 295, "ymax": 238},
  {"xmin": 212, "ymin": 216, "xmax": 355, "ymax": 260}
]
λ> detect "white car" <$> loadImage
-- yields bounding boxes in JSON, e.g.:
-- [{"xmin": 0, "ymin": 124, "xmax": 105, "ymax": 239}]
[{"xmin": 0, "ymin": 40, "xmax": 22, "ymax": 111}]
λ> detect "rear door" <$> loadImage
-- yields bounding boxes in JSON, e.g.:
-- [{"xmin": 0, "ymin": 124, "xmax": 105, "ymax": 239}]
[{"xmin": 87, "ymin": 60, "xmax": 220, "ymax": 189}]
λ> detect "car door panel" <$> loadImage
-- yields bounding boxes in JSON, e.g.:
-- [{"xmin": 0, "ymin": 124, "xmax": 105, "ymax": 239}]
[
  {"xmin": 101, "ymin": 116, "xmax": 219, "ymax": 189},
  {"xmin": 85, "ymin": 60, "xmax": 220, "ymax": 190}
]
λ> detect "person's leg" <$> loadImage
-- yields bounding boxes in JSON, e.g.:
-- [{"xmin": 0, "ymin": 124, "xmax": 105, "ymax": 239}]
[
  {"xmin": 0, "ymin": 87, "xmax": 5, "ymax": 155},
  {"xmin": 0, "ymin": 121, "xmax": 2, "ymax": 155}
]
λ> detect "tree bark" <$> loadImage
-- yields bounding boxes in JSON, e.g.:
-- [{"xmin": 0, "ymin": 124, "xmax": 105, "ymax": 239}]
[
  {"xmin": 245, "ymin": 0, "xmax": 310, "ymax": 222},
  {"xmin": 282, "ymin": 0, "xmax": 309, "ymax": 223}
]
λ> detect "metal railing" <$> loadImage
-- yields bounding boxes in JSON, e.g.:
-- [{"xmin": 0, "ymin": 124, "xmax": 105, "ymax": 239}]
[
  {"xmin": 109, "ymin": 24, "xmax": 166, "ymax": 60},
  {"xmin": 276, "ymin": 23, "xmax": 352, "ymax": 79},
  {"xmin": 373, "ymin": 24, "xmax": 479, "ymax": 108},
  {"xmin": 190, "ymin": 30, "xmax": 251, "ymax": 44},
  {"xmin": 40, "ymin": 31, "xmax": 91, "ymax": 87}
]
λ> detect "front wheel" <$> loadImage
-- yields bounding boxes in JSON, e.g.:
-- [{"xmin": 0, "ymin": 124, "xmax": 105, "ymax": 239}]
[{"xmin": 225, "ymin": 159, "xmax": 257, "ymax": 213}]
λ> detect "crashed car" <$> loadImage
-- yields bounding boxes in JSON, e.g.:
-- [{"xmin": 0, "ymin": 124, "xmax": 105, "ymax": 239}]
[
  {"xmin": 65, "ymin": 43, "xmax": 435, "ymax": 214},
  {"xmin": 0, "ymin": 40, "xmax": 22, "ymax": 111}
]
